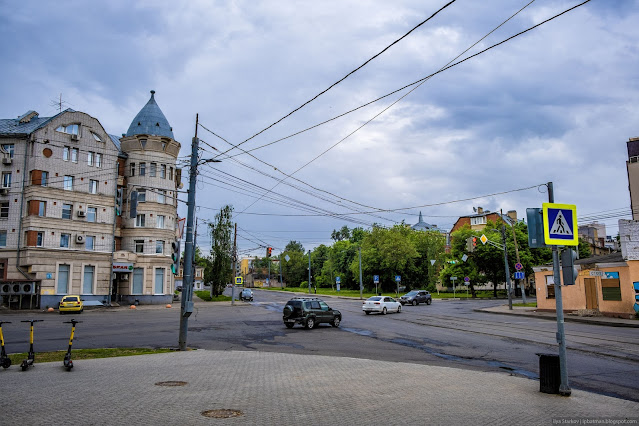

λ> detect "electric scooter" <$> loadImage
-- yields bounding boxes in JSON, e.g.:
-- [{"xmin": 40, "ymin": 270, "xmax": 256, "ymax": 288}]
[
  {"xmin": 0, "ymin": 321, "xmax": 12, "ymax": 369},
  {"xmin": 20, "ymin": 319, "xmax": 43, "ymax": 371},
  {"xmin": 63, "ymin": 319, "xmax": 81, "ymax": 371}
]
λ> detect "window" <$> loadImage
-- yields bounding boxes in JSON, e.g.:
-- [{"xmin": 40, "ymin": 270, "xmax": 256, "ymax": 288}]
[
  {"xmin": 1, "ymin": 144, "xmax": 14, "ymax": 158},
  {"xmin": 150, "ymin": 163, "xmax": 157, "ymax": 177},
  {"xmin": 36, "ymin": 232, "xmax": 43, "ymax": 247},
  {"xmin": 135, "ymin": 214, "xmax": 145, "ymax": 227},
  {"xmin": 56, "ymin": 124, "xmax": 79, "ymax": 135},
  {"xmin": 83, "ymin": 265, "xmax": 95, "ymax": 294},
  {"xmin": 169, "ymin": 167, "xmax": 173, "ymax": 180},
  {"xmin": 157, "ymin": 215, "xmax": 165, "ymax": 229},
  {"xmin": 87, "ymin": 207, "xmax": 97, "ymax": 223},
  {"xmin": 57, "ymin": 264, "xmax": 70, "ymax": 294},
  {"xmin": 154, "ymin": 268, "xmax": 165, "ymax": 294},
  {"xmin": 71, "ymin": 148, "xmax": 78, "ymax": 163},
  {"xmin": 601, "ymin": 272, "xmax": 621, "ymax": 301},
  {"xmin": 139, "ymin": 162, "xmax": 146, "ymax": 176},
  {"xmin": 88, "ymin": 152, "xmax": 94, "ymax": 166},
  {"xmin": 545, "ymin": 275, "xmax": 555, "ymax": 299},
  {"xmin": 133, "ymin": 268, "xmax": 144, "ymax": 294},
  {"xmin": 135, "ymin": 240, "xmax": 144, "ymax": 253},
  {"xmin": 41, "ymin": 171, "xmax": 48, "ymax": 187},
  {"xmin": 60, "ymin": 233, "xmax": 70, "ymax": 248},
  {"xmin": 157, "ymin": 191, "xmax": 165, "ymax": 204},
  {"xmin": 130, "ymin": 163, "xmax": 136, "ymax": 177},
  {"xmin": 89, "ymin": 180, "xmax": 98, "ymax": 194},
  {"xmin": 139, "ymin": 139, "xmax": 147, "ymax": 148},
  {"xmin": 38, "ymin": 201, "xmax": 46, "ymax": 217},
  {"xmin": 96, "ymin": 153, "xmax": 102, "ymax": 168},
  {"xmin": 62, "ymin": 204, "xmax": 72, "ymax": 219},
  {"xmin": 160, "ymin": 165, "xmax": 166, "ymax": 179},
  {"xmin": 0, "ymin": 230, "xmax": 6, "ymax": 247},
  {"xmin": 137, "ymin": 189, "xmax": 146, "ymax": 202},
  {"xmin": 156, "ymin": 240, "xmax": 164, "ymax": 254},
  {"xmin": 1, "ymin": 201, "xmax": 9, "ymax": 218},
  {"xmin": 85, "ymin": 236, "xmax": 95, "ymax": 251},
  {"xmin": 64, "ymin": 176, "xmax": 74, "ymax": 191},
  {"xmin": 2, "ymin": 172, "xmax": 11, "ymax": 187},
  {"xmin": 91, "ymin": 132, "xmax": 102, "ymax": 142},
  {"xmin": 471, "ymin": 216, "xmax": 487, "ymax": 226},
  {"xmin": 63, "ymin": 146, "xmax": 70, "ymax": 161}
]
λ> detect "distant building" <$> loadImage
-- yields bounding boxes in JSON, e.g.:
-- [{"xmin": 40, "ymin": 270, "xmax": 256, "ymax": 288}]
[
  {"xmin": 450, "ymin": 207, "xmax": 516, "ymax": 233},
  {"xmin": 411, "ymin": 211, "xmax": 444, "ymax": 233},
  {"xmin": 626, "ymin": 137, "xmax": 639, "ymax": 220}
]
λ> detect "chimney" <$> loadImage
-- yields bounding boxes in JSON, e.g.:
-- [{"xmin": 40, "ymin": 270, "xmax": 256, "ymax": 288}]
[
  {"xmin": 507, "ymin": 210, "xmax": 517, "ymax": 222},
  {"xmin": 477, "ymin": 207, "xmax": 483, "ymax": 214}
]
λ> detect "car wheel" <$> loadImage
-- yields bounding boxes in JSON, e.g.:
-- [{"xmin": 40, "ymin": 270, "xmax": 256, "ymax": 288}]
[
  {"xmin": 331, "ymin": 317, "xmax": 341, "ymax": 327},
  {"xmin": 382, "ymin": 307, "xmax": 387, "ymax": 315},
  {"xmin": 364, "ymin": 311, "xmax": 370, "ymax": 315},
  {"xmin": 411, "ymin": 300, "xmax": 417, "ymax": 306},
  {"xmin": 426, "ymin": 299, "xmax": 432, "ymax": 305},
  {"xmin": 285, "ymin": 323, "xmax": 294, "ymax": 329},
  {"xmin": 305, "ymin": 317, "xmax": 315, "ymax": 329},
  {"xmin": 397, "ymin": 305, "xmax": 402, "ymax": 313}
]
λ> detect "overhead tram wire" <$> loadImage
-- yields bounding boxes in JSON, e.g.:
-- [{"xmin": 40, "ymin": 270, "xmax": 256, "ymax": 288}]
[
  {"xmin": 215, "ymin": 0, "xmax": 458, "ymax": 159},
  {"xmin": 220, "ymin": 0, "xmax": 586, "ymax": 160},
  {"xmin": 202, "ymin": 0, "xmax": 545, "ymax": 218}
]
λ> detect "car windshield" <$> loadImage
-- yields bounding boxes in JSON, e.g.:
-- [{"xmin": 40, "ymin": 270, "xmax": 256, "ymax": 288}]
[
  {"xmin": 368, "ymin": 296, "xmax": 382, "ymax": 301},
  {"xmin": 405, "ymin": 291, "xmax": 419, "ymax": 296}
]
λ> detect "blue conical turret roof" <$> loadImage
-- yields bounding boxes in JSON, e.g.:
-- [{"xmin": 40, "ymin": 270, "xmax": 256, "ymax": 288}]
[{"xmin": 125, "ymin": 90, "xmax": 174, "ymax": 139}]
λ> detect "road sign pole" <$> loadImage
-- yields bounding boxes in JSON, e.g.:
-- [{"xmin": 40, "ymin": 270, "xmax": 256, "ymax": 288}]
[
  {"xmin": 500, "ymin": 210, "xmax": 513, "ymax": 311},
  {"xmin": 548, "ymin": 182, "xmax": 571, "ymax": 396}
]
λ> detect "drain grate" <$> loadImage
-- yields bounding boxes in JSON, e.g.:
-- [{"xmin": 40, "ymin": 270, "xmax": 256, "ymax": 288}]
[
  {"xmin": 201, "ymin": 409, "xmax": 244, "ymax": 419},
  {"xmin": 155, "ymin": 381, "xmax": 188, "ymax": 387}
]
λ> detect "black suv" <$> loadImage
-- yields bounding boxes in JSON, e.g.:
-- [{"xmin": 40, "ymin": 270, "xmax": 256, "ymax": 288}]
[
  {"xmin": 399, "ymin": 290, "xmax": 432, "ymax": 306},
  {"xmin": 282, "ymin": 297, "xmax": 342, "ymax": 329}
]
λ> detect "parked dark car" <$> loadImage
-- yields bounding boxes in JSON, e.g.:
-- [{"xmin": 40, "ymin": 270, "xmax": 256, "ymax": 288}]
[
  {"xmin": 239, "ymin": 288, "xmax": 253, "ymax": 302},
  {"xmin": 399, "ymin": 290, "xmax": 432, "ymax": 306},
  {"xmin": 282, "ymin": 297, "xmax": 341, "ymax": 329}
]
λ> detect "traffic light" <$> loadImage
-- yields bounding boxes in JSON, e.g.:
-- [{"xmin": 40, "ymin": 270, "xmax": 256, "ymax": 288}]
[
  {"xmin": 561, "ymin": 248, "xmax": 578, "ymax": 286},
  {"xmin": 472, "ymin": 236, "xmax": 477, "ymax": 251},
  {"xmin": 266, "ymin": 247, "xmax": 272, "ymax": 257},
  {"xmin": 466, "ymin": 236, "xmax": 477, "ymax": 253},
  {"xmin": 171, "ymin": 240, "xmax": 181, "ymax": 275},
  {"xmin": 115, "ymin": 188, "xmax": 123, "ymax": 216}
]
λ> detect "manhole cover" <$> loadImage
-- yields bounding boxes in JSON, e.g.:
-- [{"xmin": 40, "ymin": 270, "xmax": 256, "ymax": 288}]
[
  {"xmin": 155, "ymin": 381, "xmax": 188, "ymax": 387},
  {"xmin": 201, "ymin": 409, "xmax": 244, "ymax": 419}
]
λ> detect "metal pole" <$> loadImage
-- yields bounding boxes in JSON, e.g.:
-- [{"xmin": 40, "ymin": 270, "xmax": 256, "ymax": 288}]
[
  {"xmin": 308, "ymin": 250, "xmax": 311, "ymax": 294},
  {"xmin": 178, "ymin": 133, "xmax": 199, "ymax": 351},
  {"xmin": 231, "ymin": 223, "xmax": 237, "ymax": 306},
  {"xmin": 358, "ymin": 246, "xmax": 363, "ymax": 300},
  {"xmin": 279, "ymin": 252, "xmax": 282, "ymax": 288},
  {"xmin": 548, "ymin": 181, "xmax": 571, "ymax": 396},
  {"xmin": 510, "ymin": 217, "xmax": 527, "ymax": 304},
  {"xmin": 268, "ymin": 257, "xmax": 271, "ymax": 288},
  {"xmin": 501, "ymin": 209, "xmax": 513, "ymax": 310}
]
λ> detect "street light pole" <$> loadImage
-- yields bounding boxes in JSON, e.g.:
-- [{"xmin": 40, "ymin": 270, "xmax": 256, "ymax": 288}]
[
  {"xmin": 501, "ymin": 209, "xmax": 513, "ymax": 311},
  {"xmin": 308, "ymin": 250, "xmax": 311, "ymax": 294},
  {"xmin": 358, "ymin": 246, "xmax": 363, "ymax": 300}
]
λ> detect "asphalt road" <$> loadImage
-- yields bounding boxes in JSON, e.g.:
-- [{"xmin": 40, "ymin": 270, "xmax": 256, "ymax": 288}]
[{"xmin": 1, "ymin": 289, "xmax": 638, "ymax": 402}]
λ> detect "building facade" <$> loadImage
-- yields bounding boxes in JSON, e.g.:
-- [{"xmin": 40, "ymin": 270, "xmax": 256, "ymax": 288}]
[{"xmin": 0, "ymin": 91, "xmax": 181, "ymax": 308}]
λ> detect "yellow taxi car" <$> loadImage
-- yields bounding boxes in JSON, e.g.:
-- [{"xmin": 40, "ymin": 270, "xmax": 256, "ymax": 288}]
[{"xmin": 59, "ymin": 295, "xmax": 84, "ymax": 314}]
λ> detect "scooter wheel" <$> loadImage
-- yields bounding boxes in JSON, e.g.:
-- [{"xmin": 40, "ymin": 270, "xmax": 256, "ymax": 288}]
[
  {"xmin": 21, "ymin": 363, "xmax": 28, "ymax": 371},
  {"xmin": 1, "ymin": 359, "xmax": 11, "ymax": 369}
]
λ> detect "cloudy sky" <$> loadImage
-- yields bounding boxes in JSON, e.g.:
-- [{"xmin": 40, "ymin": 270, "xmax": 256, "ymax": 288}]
[{"xmin": 1, "ymin": 0, "xmax": 637, "ymax": 257}]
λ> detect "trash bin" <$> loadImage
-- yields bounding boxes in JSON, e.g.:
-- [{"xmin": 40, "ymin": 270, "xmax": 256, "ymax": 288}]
[{"xmin": 536, "ymin": 353, "xmax": 560, "ymax": 394}]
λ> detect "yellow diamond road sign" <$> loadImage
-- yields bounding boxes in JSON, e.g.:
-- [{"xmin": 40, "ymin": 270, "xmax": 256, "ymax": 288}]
[
  {"xmin": 542, "ymin": 202, "xmax": 578, "ymax": 246},
  {"xmin": 480, "ymin": 234, "xmax": 488, "ymax": 245}
]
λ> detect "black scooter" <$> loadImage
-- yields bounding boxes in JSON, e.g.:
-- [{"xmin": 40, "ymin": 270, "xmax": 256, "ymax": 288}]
[
  {"xmin": 20, "ymin": 319, "xmax": 43, "ymax": 371},
  {"xmin": 0, "ymin": 321, "xmax": 11, "ymax": 369},
  {"xmin": 63, "ymin": 319, "xmax": 81, "ymax": 371}
]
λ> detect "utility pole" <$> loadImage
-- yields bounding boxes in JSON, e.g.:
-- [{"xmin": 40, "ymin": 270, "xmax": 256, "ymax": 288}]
[
  {"xmin": 231, "ymin": 223, "xmax": 237, "ymax": 306},
  {"xmin": 500, "ymin": 209, "xmax": 513, "ymax": 311},
  {"xmin": 178, "ymin": 116, "xmax": 199, "ymax": 351},
  {"xmin": 308, "ymin": 250, "xmax": 311, "ymax": 294},
  {"xmin": 510, "ymin": 217, "xmax": 527, "ymax": 304},
  {"xmin": 548, "ymin": 182, "xmax": 571, "ymax": 396},
  {"xmin": 279, "ymin": 252, "xmax": 282, "ymax": 288},
  {"xmin": 358, "ymin": 246, "xmax": 363, "ymax": 300}
]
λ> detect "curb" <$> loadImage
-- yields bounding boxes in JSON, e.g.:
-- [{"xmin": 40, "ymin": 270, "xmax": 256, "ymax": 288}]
[{"xmin": 476, "ymin": 308, "xmax": 639, "ymax": 328}]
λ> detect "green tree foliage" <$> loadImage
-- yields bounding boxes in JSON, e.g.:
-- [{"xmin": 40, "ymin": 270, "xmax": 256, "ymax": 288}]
[
  {"xmin": 285, "ymin": 240, "xmax": 304, "ymax": 253},
  {"xmin": 206, "ymin": 205, "xmax": 233, "ymax": 297},
  {"xmin": 578, "ymin": 237, "xmax": 592, "ymax": 258}
]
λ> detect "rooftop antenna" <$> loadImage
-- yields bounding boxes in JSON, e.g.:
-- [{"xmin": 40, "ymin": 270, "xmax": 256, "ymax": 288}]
[{"xmin": 49, "ymin": 93, "xmax": 72, "ymax": 113}]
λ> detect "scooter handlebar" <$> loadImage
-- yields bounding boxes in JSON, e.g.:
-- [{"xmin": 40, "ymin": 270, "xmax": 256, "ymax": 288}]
[{"xmin": 20, "ymin": 320, "xmax": 44, "ymax": 323}]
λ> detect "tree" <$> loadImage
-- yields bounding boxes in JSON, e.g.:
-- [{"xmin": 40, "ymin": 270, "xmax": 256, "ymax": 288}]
[
  {"xmin": 207, "ymin": 205, "xmax": 233, "ymax": 297},
  {"xmin": 285, "ymin": 240, "xmax": 304, "ymax": 253}
]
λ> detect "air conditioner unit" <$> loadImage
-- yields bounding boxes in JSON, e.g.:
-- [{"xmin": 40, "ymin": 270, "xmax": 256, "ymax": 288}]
[
  {"xmin": 20, "ymin": 283, "xmax": 36, "ymax": 295},
  {"xmin": 2, "ymin": 157, "xmax": 11, "ymax": 165},
  {"xmin": 75, "ymin": 235, "xmax": 85, "ymax": 244},
  {"xmin": 0, "ymin": 188, "xmax": 8, "ymax": 196},
  {"xmin": 70, "ymin": 134, "xmax": 79, "ymax": 141},
  {"xmin": 0, "ymin": 284, "xmax": 11, "ymax": 295},
  {"xmin": 77, "ymin": 210, "xmax": 86, "ymax": 218}
]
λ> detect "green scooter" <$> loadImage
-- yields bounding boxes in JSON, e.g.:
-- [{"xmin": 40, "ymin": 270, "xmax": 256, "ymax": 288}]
[
  {"xmin": 63, "ymin": 319, "xmax": 81, "ymax": 371},
  {"xmin": 20, "ymin": 319, "xmax": 43, "ymax": 371},
  {"xmin": 0, "ymin": 321, "xmax": 11, "ymax": 369}
]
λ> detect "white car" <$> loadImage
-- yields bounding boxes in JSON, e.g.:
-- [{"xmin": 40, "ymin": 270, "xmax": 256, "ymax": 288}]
[{"xmin": 362, "ymin": 296, "xmax": 402, "ymax": 315}]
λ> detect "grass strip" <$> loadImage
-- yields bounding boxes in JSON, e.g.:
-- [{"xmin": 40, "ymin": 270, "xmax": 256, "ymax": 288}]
[{"xmin": 8, "ymin": 347, "xmax": 174, "ymax": 364}]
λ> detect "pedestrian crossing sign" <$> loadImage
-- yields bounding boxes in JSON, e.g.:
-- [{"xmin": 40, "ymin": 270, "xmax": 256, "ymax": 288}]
[{"xmin": 542, "ymin": 203, "xmax": 578, "ymax": 246}]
